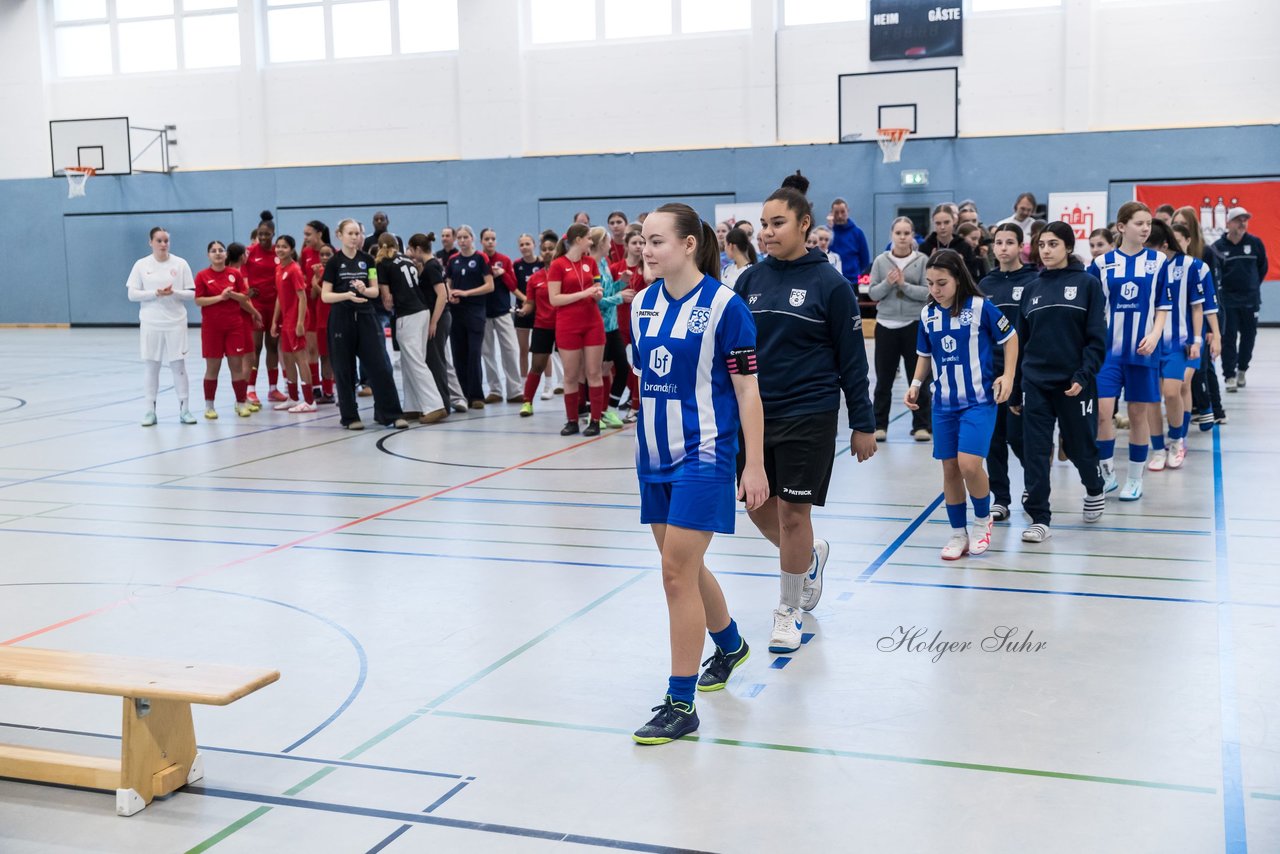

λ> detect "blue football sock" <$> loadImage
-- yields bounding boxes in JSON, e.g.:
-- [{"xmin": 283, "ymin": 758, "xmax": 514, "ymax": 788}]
[
  {"xmin": 667, "ymin": 675, "xmax": 698, "ymax": 707},
  {"xmin": 1129, "ymin": 444, "xmax": 1149, "ymax": 463},
  {"xmin": 1181, "ymin": 412, "xmax": 1191, "ymax": 438},
  {"xmin": 971, "ymin": 493, "xmax": 990, "ymax": 519},
  {"xmin": 1150, "ymin": 433, "xmax": 1165, "ymax": 451},
  {"xmin": 709, "ymin": 619, "xmax": 741, "ymax": 655},
  {"xmin": 1099, "ymin": 438, "xmax": 1116, "ymax": 462},
  {"xmin": 946, "ymin": 502, "xmax": 968, "ymax": 529}
]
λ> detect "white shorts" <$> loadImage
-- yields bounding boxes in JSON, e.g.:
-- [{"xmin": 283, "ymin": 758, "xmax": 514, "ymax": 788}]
[{"xmin": 140, "ymin": 325, "xmax": 188, "ymax": 362}]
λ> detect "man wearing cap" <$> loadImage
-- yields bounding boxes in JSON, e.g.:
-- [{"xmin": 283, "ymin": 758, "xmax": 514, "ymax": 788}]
[{"xmin": 1213, "ymin": 207, "xmax": 1269, "ymax": 392}]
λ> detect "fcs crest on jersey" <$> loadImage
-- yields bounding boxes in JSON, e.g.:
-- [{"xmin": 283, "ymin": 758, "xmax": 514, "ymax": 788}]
[
  {"xmin": 688, "ymin": 307, "xmax": 711, "ymax": 334},
  {"xmin": 941, "ymin": 335, "xmax": 958, "ymax": 354},
  {"xmin": 1120, "ymin": 282, "xmax": 1139, "ymax": 300},
  {"xmin": 959, "ymin": 308, "xmax": 974, "ymax": 325},
  {"xmin": 1064, "ymin": 286, "xmax": 1077, "ymax": 300},
  {"xmin": 789, "ymin": 289, "xmax": 807, "ymax": 306},
  {"xmin": 650, "ymin": 345, "xmax": 672, "ymax": 378},
  {"xmin": 1012, "ymin": 286, "xmax": 1023, "ymax": 300}
]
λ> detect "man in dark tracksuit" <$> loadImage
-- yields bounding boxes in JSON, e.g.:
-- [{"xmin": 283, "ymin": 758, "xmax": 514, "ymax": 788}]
[
  {"xmin": 1017, "ymin": 238, "xmax": 1108, "ymax": 536},
  {"xmin": 1213, "ymin": 208, "xmax": 1269, "ymax": 390},
  {"xmin": 980, "ymin": 263, "xmax": 1037, "ymax": 516}
]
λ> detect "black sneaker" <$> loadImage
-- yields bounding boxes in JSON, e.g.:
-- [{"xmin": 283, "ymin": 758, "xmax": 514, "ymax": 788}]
[
  {"xmin": 697, "ymin": 640, "xmax": 751, "ymax": 692},
  {"xmin": 632, "ymin": 696, "xmax": 699, "ymax": 745},
  {"xmin": 560, "ymin": 420, "xmax": 580, "ymax": 436},
  {"xmin": 582, "ymin": 420, "xmax": 601, "ymax": 437}
]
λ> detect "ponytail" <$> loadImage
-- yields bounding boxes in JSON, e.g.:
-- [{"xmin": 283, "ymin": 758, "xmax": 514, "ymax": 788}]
[
  {"xmin": 652, "ymin": 203, "xmax": 720, "ymax": 281},
  {"xmin": 554, "ymin": 223, "xmax": 591, "ymax": 260},
  {"xmin": 697, "ymin": 220, "xmax": 721, "ymax": 280}
]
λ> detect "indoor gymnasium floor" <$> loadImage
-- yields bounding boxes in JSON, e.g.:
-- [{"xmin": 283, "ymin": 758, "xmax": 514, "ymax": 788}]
[{"xmin": 0, "ymin": 328, "xmax": 1275, "ymax": 854}]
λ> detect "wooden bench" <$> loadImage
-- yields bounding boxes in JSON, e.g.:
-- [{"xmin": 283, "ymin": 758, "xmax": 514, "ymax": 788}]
[{"xmin": 0, "ymin": 646, "xmax": 278, "ymax": 816}]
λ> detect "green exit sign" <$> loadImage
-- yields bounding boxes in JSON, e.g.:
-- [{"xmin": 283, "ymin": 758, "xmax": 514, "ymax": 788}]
[{"xmin": 900, "ymin": 169, "xmax": 929, "ymax": 187}]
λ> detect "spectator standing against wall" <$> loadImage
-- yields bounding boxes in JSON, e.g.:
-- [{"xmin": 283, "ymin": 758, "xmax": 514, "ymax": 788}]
[
  {"xmin": 1214, "ymin": 207, "xmax": 1268, "ymax": 392},
  {"xmin": 829, "ymin": 198, "xmax": 871, "ymax": 284}
]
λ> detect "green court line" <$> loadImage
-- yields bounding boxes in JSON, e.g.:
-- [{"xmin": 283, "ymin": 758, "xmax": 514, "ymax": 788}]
[
  {"xmin": 1251, "ymin": 792, "xmax": 1280, "ymax": 801},
  {"xmin": 190, "ymin": 570, "xmax": 649, "ymax": 850},
  {"xmin": 428, "ymin": 710, "xmax": 1217, "ymax": 795},
  {"xmin": 885, "ymin": 560, "xmax": 1208, "ymax": 584},
  {"xmin": 184, "ymin": 806, "xmax": 272, "ymax": 854},
  {"xmin": 900, "ymin": 542, "xmax": 1205, "ymax": 564}
]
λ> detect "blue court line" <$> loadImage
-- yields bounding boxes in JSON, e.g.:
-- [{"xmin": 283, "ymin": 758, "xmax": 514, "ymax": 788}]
[
  {"xmin": 858, "ymin": 494, "xmax": 946, "ymax": 581},
  {"xmin": 183, "ymin": 786, "xmax": 710, "ymax": 853},
  {"xmin": 866, "ymin": 578, "xmax": 1279, "ymax": 609},
  {"xmin": 1212, "ymin": 426, "xmax": 1248, "ymax": 854},
  {"xmin": 922, "ymin": 518, "xmax": 1213, "ymax": 537},
  {"xmin": 770, "ymin": 658, "xmax": 791, "ymax": 669},
  {"xmin": 0, "ymin": 721, "xmax": 466, "ymax": 781},
  {"xmin": 423, "ymin": 780, "xmax": 472, "ymax": 813},
  {"xmin": 365, "ymin": 825, "xmax": 412, "ymax": 854},
  {"xmin": 0, "ymin": 581, "xmax": 367, "ymax": 755}
]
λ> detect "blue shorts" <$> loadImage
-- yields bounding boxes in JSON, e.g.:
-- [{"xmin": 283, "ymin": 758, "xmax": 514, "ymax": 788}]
[
  {"xmin": 1097, "ymin": 356, "xmax": 1161, "ymax": 404},
  {"xmin": 1160, "ymin": 347, "xmax": 1195, "ymax": 381},
  {"xmin": 932, "ymin": 403, "xmax": 997, "ymax": 460},
  {"xmin": 639, "ymin": 478, "xmax": 736, "ymax": 534}
]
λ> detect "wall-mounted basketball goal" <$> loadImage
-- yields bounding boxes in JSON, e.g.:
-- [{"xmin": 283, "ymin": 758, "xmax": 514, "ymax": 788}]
[
  {"xmin": 49, "ymin": 117, "xmax": 178, "ymax": 180},
  {"xmin": 837, "ymin": 67, "xmax": 958, "ymax": 153}
]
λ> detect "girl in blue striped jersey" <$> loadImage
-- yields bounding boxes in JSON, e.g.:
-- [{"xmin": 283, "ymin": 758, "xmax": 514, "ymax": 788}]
[
  {"xmin": 628, "ymin": 203, "xmax": 769, "ymax": 745},
  {"xmin": 1146, "ymin": 219, "xmax": 1204, "ymax": 471},
  {"xmin": 906, "ymin": 250, "xmax": 1018, "ymax": 560}
]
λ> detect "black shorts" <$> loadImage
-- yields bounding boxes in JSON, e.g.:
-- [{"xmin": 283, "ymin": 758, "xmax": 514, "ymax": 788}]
[
  {"xmin": 530, "ymin": 327, "xmax": 556, "ymax": 355},
  {"xmin": 514, "ymin": 305, "xmax": 534, "ymax": 329},
  {"xmin": 738, "ymin": 409, "xmax": 839, "ymax": 506}
]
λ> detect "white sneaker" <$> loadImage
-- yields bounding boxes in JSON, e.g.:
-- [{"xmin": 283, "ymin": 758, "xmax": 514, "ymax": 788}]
[
  {"xmin": 540, "ymin": 387, "xmax": 552, "ymax": 400},
  {"xmin": 1226, "ymin": 376, "xmax": 1238, "ymax": 392},
  {"xmin": 1148, "ymin": 449, "xmax": 1167, "ymax": 471},
  {"xmin": 969, "ymin": 517, "xmax": 993, "ymax": 556},
  {"xmin": 178, "ymin": 409, "xmax": 197, "ymax": 425},
  {"xmin": 768, "ymin": 606, "xmax": 803, "ymax": 654},
  {"xmin": 941, "ymin": 530, "xmax": 969, "ymax": 561},
  {"xmin": 273, "ymin": 399, "xmax": 296, "ymax": 411},
  {"xmin": 1118, "ymin": 478, "xmax": 1143, "ymax": 501},
  {"xmin": 1102, "ymin": 469, "xmax": 1118, "ymax": 494},
  {"xmin": 1166, "ymin": 439, "xmax": 1186, "ymax": 469},
  {"xmin": 800, "ymin": 539, "xmax": 829, "ymax": 611},
  {"xmin": 288, "ymin": 401, "xmax": 317, "ymax": 413},
  {"xmin": 141, "ymin": 410, "xmax": 157, "ymax": 427},
  {"xmin": 1237, "ymin": 369, "xmax": 1247, "ymax": 388},
  {"xmin": 1022, "ymin": 524, "xmax": 1052, "ymax": 543}
]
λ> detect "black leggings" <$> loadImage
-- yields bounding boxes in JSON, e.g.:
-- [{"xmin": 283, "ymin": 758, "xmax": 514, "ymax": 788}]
[
  {"xmin": 450, "ymin": 308, "xmax": 486, "ymax": 403},
  {"xmin": 605, "ymin": 329, "xmax": 629, "ymax": 406},
  {"xmin": 874, "ymin": 321, "xmax": 930, "ymax": 432},
  {"xmin": 328, "ymin": 308, "xmax": 403, "ymax": 426}
]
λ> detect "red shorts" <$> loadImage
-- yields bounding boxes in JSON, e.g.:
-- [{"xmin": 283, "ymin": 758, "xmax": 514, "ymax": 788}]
[
  {"xmin": 555, "ymin": 321, "xmax": 605, "ymax": 351},
  {"xmin": 202, "ymin": 320, "xmax": 251, "ymax": 359},
  {"xmin": 251, "ymin": 294, "xmax": 277, "ymax": 324},
  {"xmin": 279, "ymin": 321, "xmax": 306, "ymax": 354}
]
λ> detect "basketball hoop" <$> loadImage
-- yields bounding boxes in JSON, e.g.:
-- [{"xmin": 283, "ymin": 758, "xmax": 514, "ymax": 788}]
[
  {"xmin": 65, "ymin": 166, "xmax": 96, "ymax": 198},
  {"xmin": 876, "ymin": 128, "xmax": 910, "ymax": 164}
]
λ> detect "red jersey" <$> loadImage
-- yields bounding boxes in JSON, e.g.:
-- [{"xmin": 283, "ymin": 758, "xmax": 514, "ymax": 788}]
[
  {"xmin": 609, "ymin": 259, "xmax": 644, "ymax": 339},
  {"xmin": 300, "ymin": 246, "xmax": 324, "ymax": 330},
  {"xmin": 608, "ymin": 240, "xmax": 626, "ymax": 266},
  {"xmin": 526, "ymin": 268, "xmax": 556, "ymax": 329},
  {"xmin": 195, "ymin": 266, "xmax": 248, "ymax": 326},
  {"xmin": 275, "ymin": 261, "xmax": 306, "ymax": 324},
  {"xmin": 487, "ymin": 252, "xmax": 518, "ymax": 292},
  {"xmin": 547, "ymin": 254, "xmax": 601, "ymax": 329},
  {"xmin": 244, "ymin": 243, "xmax": 278, "ymax": 301}
]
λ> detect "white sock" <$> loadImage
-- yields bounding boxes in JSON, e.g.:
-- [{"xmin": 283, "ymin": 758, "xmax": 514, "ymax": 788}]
[
  {"xmin": 169, "ymin": 359, "xmax": 189, "ymax": 409},
  {"xmin": 1100, "ymin": 458, "xmax": 1114, "ymax": 475},
  {"xmin": 143, "ymin": 360, "xmax": 161, "ymax": 410},
  {"xmin": 780, "ymin": 571, "xmax": 805, "ymax": 610},
  {"xmin": 1128, "ymin": 459, "xmax": 1146, "ymax": 481}
]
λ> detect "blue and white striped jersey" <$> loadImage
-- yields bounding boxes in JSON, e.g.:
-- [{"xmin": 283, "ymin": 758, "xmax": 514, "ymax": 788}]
[
  {"xmin": 916, "ymin": 296, "xmax": 1014, "ymax": 412},
  {"xmin": 629, "ymin": 275, "xmax": 756, "ymax": 484},
  {"xmin": 1162, "ymin": 253, "xmax": 1208, "ymax": 348},
  {"xmin": 1086, "ymin": 249, "xmax": 1172, "ymax": 367}
]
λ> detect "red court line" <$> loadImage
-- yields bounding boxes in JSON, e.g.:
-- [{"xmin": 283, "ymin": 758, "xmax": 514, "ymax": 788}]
[{"xmin": 2, "ymin": 427, "xmax": 631, "ymax": 647}]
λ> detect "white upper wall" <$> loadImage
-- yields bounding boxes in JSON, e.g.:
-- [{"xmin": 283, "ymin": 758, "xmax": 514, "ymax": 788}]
[{"xmin": 1, "ymin": 0, "xmax": 1275, "ymax": 180}]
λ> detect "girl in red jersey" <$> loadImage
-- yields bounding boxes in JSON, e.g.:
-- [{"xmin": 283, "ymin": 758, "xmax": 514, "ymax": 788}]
[
  {"xmin": 195, "ymin": 240, "xmax": 258, "ymax": 419},
  {"xmin": 609, "ymin": 225, "xmax": 647, "ymax": 418},
  {"xmin": 244, "ymin": 212, "xmax": 283, "ymax": 406},
  {"xmin": 302, "ymin": 221, "xmax": 334, "ymax": 403},
  {"xmin": 547, "ymin": 223, "xmax": 605, "ymax": 436},
  {"xmin": 269, "ymin": 235, "xmax": 315, "ymax": 413},
  {"xmin": 590, "ymin": 227, "xmax": 632, "ymax": 429},
  {"xmin": 519, "ymin": 237, "xmax": 558, "ymax": 415}
]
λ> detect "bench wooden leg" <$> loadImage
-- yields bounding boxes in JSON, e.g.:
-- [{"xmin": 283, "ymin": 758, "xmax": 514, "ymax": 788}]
[{"xmin": 117, "ymin": 697, "xmax": 198, "ymax": 816}]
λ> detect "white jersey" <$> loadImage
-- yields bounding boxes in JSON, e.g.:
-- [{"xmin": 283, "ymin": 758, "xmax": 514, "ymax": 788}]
[{"xmin": 126, "ymin": 254, "xmax": 195, "ymax": 329}]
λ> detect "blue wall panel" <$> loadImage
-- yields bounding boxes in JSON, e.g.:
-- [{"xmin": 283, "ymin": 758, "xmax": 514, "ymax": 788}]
[{"xmin": 4, "ymin": 124, "xmax": 1277, "ymax": 325}]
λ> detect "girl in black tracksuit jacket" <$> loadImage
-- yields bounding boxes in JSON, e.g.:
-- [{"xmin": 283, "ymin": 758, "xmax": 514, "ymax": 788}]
[
  {"xmin": 979, "ymin": 222, "xmax": 1039, "ymax": 520},
  {"xmin": 1016, "ymin": 222, "xmax": 1108, "ymax": 542}
]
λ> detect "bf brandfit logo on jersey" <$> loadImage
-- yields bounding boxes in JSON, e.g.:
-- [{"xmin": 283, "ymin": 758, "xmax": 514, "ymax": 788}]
[
  {"xmin": 1120, "ymin": 282, "xmax": 1139, "ymax": 300},
  {"xmin": 650, "ymin": 345, "xmax": 672, "ymax": 378},
  {"xmin": 687, "ymin": 307, "xmax": 711, "ymax": 334},
  {"xmin": 941, "ymin": 336, "xmax": 957, "ymax": 354}
]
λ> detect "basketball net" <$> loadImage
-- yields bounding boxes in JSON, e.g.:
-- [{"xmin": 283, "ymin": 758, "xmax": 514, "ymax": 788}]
[
  {"xmin": 65, "ymin": 166, "xmax": 95, "ymax": 198},
  {"xmin": 876, "ymin": 128, "xmax": 909, "ymax": 164}
]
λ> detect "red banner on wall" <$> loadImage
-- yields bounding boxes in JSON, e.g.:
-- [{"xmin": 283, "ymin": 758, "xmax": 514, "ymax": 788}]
[{"xmin": 1135, "ymin": 181, "xmax": 1277, "ymax": 280}]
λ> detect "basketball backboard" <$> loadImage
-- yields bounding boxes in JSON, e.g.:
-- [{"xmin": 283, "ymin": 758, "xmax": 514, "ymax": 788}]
[
  {"xmin": 837, "ymin": 68, "xmax": 958, "ymax": 143},
  {"xmin": 50, "ymin": 117, "xmax": 132, "ymax": 177}
]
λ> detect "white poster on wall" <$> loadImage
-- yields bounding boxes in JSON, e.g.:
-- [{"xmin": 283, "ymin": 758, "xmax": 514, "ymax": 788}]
[
  {"xmin": 1049, "ymin": 191, "xmax": 1108, "ymax": 262},
  {"xmin": 714, "ymin": 203, "xmax": 764, "ymax": 231}
]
